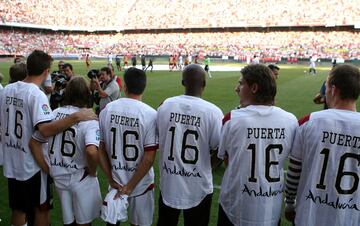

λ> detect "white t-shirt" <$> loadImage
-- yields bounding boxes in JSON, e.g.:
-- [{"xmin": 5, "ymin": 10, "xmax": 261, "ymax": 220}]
[
  {"xmin": 252, "ymin": 57, "xmax": 260, "ymax": 64},
  {"xmin": 99, "ymin": 98, "xmax": 158, "ymax": 197},
  {"xmin": 157, "ymin": 95, "xmax": 223, "ymax": 209},
  {"xmin": 179, "ymin": 56, "xmax": 183, "ymax": 64},
  {"xmin": 101, "ymin": 188, "xmax": 129, "ymax": 224},
  {"xmin": 310, "ymin": 58, "xmax": 316, "ymax": 68},
  {"xmin": 48, "ymin": 106, "xmax": 100, "ymax": 178},
  {"xmin": 0, "ymin": 81, "xmax": 53, "ymax": 180},
  {"xmin": 289, "ymin": 109, "xmax": 360, "ymax": 226},
  {"xmin": 218, "ymin": 105, "xmax": 298, "ymax": 226}
]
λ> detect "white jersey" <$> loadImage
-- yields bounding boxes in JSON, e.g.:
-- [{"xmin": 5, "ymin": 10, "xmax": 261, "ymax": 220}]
[
  {"xmin": 179, "ymin": 56, "xmax": 183, "ymax": 65},
  {"xmin": 252, "ymin": 57, "xmax": 260, "ymax": 64},
  {"xmin": 218, "ymin": 105, "xmax": 297, "ymax": 226},
  {"xmin": 0, "ymin": 82, "xmax": 53, "ymax": 180},
  {"xmin": 287, "ymin": 110, "xmax": 360, "ymax": 226},
  {"xmin": 99, "ymin": 98, "xmax": 158, "ymax": 197},
  {"xmin": 310, "ymin": 58, "xmax": 316, "ymax": 68},
  {"xmin": 157, "ymin": 95, "xmax": 223, "ymax": 209},
  {"xmin": 48, "ymin": 106, "xmax": 100, "ymax": 178}
]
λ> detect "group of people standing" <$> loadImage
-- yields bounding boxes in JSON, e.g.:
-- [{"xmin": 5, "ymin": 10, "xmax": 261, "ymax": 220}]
[{"xmin": 0, "ymin": 49, "xmax": 359, "ymax": 226}]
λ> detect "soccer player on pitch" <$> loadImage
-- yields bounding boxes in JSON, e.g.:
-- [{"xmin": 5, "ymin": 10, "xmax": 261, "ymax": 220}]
[
  {"xmin": 285, "ymin": 64, "xmax": 360, "ymax": 226},
  {"xmin": 217, "ymin": 64, "xmax": 298, "ymax": 226},
  {"xmin": 98, "ymin": 67, "xmax": 158, "ymax": 226},
  {"xmin": 0, "ymin": 50, "xmax": 96, "ymax": 226},
  {"xmin": 45, "ymin": 76, "xmax": 102, "ymax": 226},
  {"xmin": 157, "ymin": 64, "xmax": 223, "ymax": 226}
]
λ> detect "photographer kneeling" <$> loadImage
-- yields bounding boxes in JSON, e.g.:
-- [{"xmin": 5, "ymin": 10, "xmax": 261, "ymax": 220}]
[{"xmin": 90, "ymin": 67, "xmax": 120, "ymax": 114}]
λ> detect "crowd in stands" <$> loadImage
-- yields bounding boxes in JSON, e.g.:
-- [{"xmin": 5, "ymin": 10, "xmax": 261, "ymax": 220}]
[
  {"xmin": 0, "ymin": 0, "xmax": 359, "ymax": 29},
  {"xmin": 0, "ymin": 29, "xmax": 359, "ymax": 59},
  {"xmin": 125, "ymin": 0, "xmax": 360, "ymax": 29},
  {"xmin": 0, "ymin": 0, "xmax": 130, "ymax": 29}
]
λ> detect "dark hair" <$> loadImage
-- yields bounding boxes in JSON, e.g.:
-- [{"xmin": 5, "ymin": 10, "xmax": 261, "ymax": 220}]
[
  {"xmin": 100, "ymin": 67, "xmax": 112, "ymax": 76},
  {"xmin": 63, "ymin": 63, "xmax": 73, "ymax": 71},
  {"xmin": 14, "ymin": 57, "xmax": 22, "ymax": 64},
  {"xmin": 124, "ymin": 67, "xmax": 146, "ymax": 95},
  {"xmin": 182, "ymin": 64, "xmax": 206, "ymax": 96},
  {"xmin": 240, "ymin": 64, "xmax": 276, "ymax": 104},
  {"xmin": 9, "ymin": 63, "xmax": 27, "ymax": 83},
  {"xmin": 268, "ymin": 64, "xmax": 280, "ymax": 71},
  {"xmin": 26, "ymin": 50, "xmax": 53, "ymax": 76},
  {"xmin": 328, "ymin": 64, "xmax": 360, "ymax": 100},
  {"xmin": 63, "ymin": 76, "xmax": 90, "ymax": 108}
]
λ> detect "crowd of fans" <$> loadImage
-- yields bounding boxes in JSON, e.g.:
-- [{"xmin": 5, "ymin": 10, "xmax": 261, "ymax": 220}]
[
  {"xmin": 0, "ymin": 0, "xmax": 359, "ymax": 29},
  {"xmin": 0, "ymin": 0, "xmax": 130, "ymax": 29},
  {"xmin": 0, "ymin": 29, "xmax": 359, "ymax": 59},
  {"xmin": 125, "ymin": 0, "xmax": 360, "ymax": 29}
]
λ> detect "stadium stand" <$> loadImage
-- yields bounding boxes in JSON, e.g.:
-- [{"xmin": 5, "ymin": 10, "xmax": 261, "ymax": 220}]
[
  {"xmin": 1, "ymin": 0, "xmax": 359, "ymax": 28},
  {"xmin": 0, "ymin": 1, "xmax": 359, "ymax": 60},
  {"xmin": 0, "ymin": 29, "xmax": 359, "ymax": 59}
]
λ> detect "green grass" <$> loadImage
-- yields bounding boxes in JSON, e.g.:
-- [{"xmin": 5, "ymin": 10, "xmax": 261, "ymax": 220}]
[{"xmin": 0, "ymin": 60, "xmax": 350, "ymax": 225}]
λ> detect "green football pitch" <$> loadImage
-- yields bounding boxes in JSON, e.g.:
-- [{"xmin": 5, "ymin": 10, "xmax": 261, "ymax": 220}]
[{"xmin": 0, "ymin": 60, "xmax": 352, "ymax": 225}]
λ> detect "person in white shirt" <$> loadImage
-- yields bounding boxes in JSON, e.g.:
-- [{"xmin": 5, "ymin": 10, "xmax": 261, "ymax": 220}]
[
  {"xmin": 99, "ymin": 67, "xmax": 158, "ymax": 226},
  {"xmin": 0, "ymin": 50, "xmax": 96, "ymax": 226},
  {"xmin": 108, "ymin": 54, "xmax": 113, "ymax": 66},
  {"xmin": 252, "ymin": 55, "xmax": 260, "ymax": 64},
  {"xmin": 0, "ymin": 63, "xmax": 27, "ymax": 166},
  {"xmin": 309, "ymin": 56, "xmax": 317, "ymax": 75},
  {"xmin": 217, "ymin": 64, "xmax": 298, "ymax": 226},
  {"xmin": 178, "ymin": 55, "xmax": 183, "ymax": 70},
  {"xmin": 285, "ymin": 64, "xmax": 360, "ymax": 226},
  {"xmin": 157, "ymin": 64, "xmax": 223, "ymax": 226},
  {"xmin": 47, "ymin": 76, "xmax": 102, "ymax": 226}
]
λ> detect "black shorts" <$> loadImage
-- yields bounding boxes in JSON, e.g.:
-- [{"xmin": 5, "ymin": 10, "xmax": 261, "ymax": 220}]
[
  {"xmin": 204, "ymin": 65, "xmax": 209, "ymax": 71},
  {"xmin": 157, "ymin": 192, "xmax": 212, "ymax": 226},
  {"xmin": 8, "ymin": 171, "xmax": 53, "ymax": 212},
  {"xmin": 217, "ymin": 204, "xmax": 234, "ymax": 226}
]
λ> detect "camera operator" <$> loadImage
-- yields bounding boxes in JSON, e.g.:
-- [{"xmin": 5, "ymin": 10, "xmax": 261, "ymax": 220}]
[
  {"xmin": 90, "ymin": 67, "xmax": 120, "ymax": 114},
  {"xmin": 49, "ymin": 63, "xmax": 74, "ymax": 109},
  {"xmin": 62, "ymin": 63, "xmax": 74, "ymax": 80}
]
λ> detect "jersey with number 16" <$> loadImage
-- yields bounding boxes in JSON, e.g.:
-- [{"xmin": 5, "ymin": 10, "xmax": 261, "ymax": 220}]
[{"xmin": 99, "ymin": 98, "xmax": 158, "ymax": 197}]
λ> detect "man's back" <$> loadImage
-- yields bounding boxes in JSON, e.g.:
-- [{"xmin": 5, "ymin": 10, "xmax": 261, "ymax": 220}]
[
  {"xmin": 0, "ymin": 81, "xmax": 53, "ymax": 180},
  {"xmin": 99, "ymin": 97, "xmax": 158, "ymax": 196},
  {"xmin": 157, "ymin": 95, "xmax": 223, "ymax": 209},
  {"xmin": 290, "ymin": 109, "xmax": 360, "ymax": 226},
  {"xmin": 219, "ymin": 105, "xmax": 297, "ymax": 226},
  {"xmin": 48, "ymin": 105, "xmax": 99, "ymax": 178}
]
